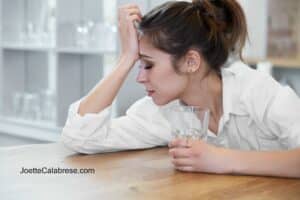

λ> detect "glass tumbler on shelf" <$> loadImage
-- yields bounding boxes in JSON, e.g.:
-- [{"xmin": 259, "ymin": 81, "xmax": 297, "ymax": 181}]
[
  {"xmin": 22, "ymin": 93, "xmax": 41, "ymax": 121},
  {"xmin": 92, "ymin": 22, "xmax": 117, "ymax": 51},
  {"xmin": 75, "ymin": 23, "xmax": 89, "ymax": 48},
  {"xmin": 40, "ymin": 89, "xmax": 56, "ymax": 122},
  {"xmin": 164, "ymin": 105, "xmax": 210, "ymax": 140},
  {"xmin": 12, "ymin": 92, "xmax": 23, "ymax": 118}
]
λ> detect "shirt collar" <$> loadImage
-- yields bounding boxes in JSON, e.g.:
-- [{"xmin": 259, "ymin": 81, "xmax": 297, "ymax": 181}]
[{"xmin": 221, "ymin": 60, "xmax": 249, "ymax": 123}]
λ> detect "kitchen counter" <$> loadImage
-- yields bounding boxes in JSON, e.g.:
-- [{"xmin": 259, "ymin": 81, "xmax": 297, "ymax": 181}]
[{"xmin": 246, "ymin": 57, "xmax": 300, "ymax": 69}]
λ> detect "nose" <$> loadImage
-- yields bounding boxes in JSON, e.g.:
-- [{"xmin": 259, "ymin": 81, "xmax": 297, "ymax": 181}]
[{"xmin": 136, "ymin": 68, "xmax": 149, "ymax": 84}]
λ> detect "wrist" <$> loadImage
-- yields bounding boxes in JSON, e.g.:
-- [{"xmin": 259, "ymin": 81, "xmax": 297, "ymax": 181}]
[
  {"xmin": 219, "ymin": 147, "xmax": 237, "ymax": 174},
  {"xmin": 114, "ymin": 55, "xmax": 137, "ymax": 75},
  {"xmin": 119, "ymin": 53, "xmax": 138, "ymax": 65}
]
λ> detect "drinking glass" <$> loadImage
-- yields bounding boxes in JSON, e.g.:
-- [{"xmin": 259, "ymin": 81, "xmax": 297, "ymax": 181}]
[
  {"xmin": 92, "ymin": 22, "xmax": 117, "ymax": 51},
  {"xmin": 21, "ymin": 93, "xmax": 41, "ymax": 121},
  {"xmin": 40, "ymin": 89, "xmax": 56, "ymax": 122},
  {"xmin": 12, "ymin": 92, "xmax": 23, "ymax": 117},
  {"xmin": 75, "ymin": 23, "xmax": 89, "ymax": 47},
  {"xmin": 165, "ymin": 105, "xmax": 210, "ymax": 140}
]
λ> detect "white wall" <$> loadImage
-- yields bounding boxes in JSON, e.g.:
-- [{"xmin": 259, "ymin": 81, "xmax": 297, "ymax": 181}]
[{"xmin": 239, "ymin": 0, "xmax": 268, "ymax": 59}]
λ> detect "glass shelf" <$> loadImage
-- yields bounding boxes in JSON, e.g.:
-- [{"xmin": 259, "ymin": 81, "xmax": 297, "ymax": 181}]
[
  {"xmin": 0, "ymin": 116, "xmax": 57, "ymax": 130},
  {"xmin": 0, "ymin": 116, "xmax": 61, "ymax": 142},
  {"xmin": 56, "ymin": 47, "xmax": 116, "ymax": 55},
  {"xmin": 1, "ymin": 42, "xmax": 55, "ymax": 51}
]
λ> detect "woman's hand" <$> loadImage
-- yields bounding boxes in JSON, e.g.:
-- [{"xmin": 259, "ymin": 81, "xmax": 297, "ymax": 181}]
[
  {"xmin": 118, "ymin": 4, "xmax": 142, "ymax": 63},
  {"xmin": 168, "ymin": 138, "xmax": 231, "ymax": 174}
]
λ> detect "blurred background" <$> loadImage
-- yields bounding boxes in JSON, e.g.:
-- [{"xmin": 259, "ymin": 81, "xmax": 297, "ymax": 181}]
[{"xmin": 0, "ymin": 0, "xmax": 299, "ymax": 147}]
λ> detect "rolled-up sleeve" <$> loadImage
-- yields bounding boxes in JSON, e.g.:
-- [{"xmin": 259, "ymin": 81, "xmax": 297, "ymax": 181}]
[{"xmin": 61, "ymin": 97, "xmax": 171, "ymax": 154}]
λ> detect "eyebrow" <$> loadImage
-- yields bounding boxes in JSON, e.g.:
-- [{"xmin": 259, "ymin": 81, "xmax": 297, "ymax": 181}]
[{"xmin": 139, "ymin": 53, "xmax": 153, "ymax": 60}]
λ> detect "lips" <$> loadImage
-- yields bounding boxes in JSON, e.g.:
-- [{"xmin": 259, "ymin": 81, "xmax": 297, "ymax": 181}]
[{"xmin": 146, "ymin": 89, "xmax": 155, "ymax": 96}]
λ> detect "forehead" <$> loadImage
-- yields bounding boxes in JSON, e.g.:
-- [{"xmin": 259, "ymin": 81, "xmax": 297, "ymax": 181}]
[
  {"xmin": 139, "ymin": 36, "xmax": 171, "ymax": 60},
  {"xmin": 139, "ymin": 36, "xmax": 156, "ymax": 54}
]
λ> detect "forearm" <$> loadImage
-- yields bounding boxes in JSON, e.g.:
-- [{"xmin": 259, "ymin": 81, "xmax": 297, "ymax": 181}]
[
  {"xmin": 225, "ymin": 148, "xmax": 300, "ymax": 178},
  {"xmin": 78, "ymin": 55, "xmax": 135, "ymax": 116}
]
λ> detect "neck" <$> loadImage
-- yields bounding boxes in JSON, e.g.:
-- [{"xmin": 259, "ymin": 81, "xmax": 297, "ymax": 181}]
[{"xmin": 179, "ymin": 70, "xmax": 223, "ymax": 117}]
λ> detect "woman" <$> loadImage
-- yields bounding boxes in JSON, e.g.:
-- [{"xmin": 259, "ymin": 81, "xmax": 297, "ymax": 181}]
[{"xmin": 62, "ymin": 0, "xmax": 300, "ymax": 178}]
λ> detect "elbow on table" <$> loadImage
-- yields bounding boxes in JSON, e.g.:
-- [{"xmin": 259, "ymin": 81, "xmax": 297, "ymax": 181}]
[{"xmin": 60, "ymin": 128, "xmax": 97, "ymax": 155}]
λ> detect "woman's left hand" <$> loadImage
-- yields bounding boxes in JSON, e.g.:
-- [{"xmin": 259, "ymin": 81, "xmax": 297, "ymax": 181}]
[{"xmin": 168, "ymin": 138, "xmax": 231, "ymax": 174}]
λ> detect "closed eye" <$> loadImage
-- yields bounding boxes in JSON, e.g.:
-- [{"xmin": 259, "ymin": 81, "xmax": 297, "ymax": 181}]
[
  {"xmin": 144, "ymin": 64, "xmax": 153, "ymax": 70},
  {"xmin": 138, "ymin": 63, "xmax": 153, "ymax": 70}
]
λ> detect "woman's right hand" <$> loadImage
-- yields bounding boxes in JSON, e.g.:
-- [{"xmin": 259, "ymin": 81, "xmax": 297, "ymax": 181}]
[{"xmin": 118, "ymin": 4, "xmax": 142, "ymax": 64}]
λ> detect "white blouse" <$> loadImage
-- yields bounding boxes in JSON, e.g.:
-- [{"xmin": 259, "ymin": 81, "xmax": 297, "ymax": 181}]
[{"xmin": 61, "ymin": 61, "xmax": 300, "ymax": 154}]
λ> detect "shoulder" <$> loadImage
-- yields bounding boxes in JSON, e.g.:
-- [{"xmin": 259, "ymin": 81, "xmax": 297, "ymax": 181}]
[
  {"xmin": 223, "ymin": 60, "xmax": 280, "ymax": 97},
  {"xmin": 222, "ymin": 60, "xmax": 282, "ymax": 120},
  {"xmin": 224, "ymin": 61, "xmax": 274, "ymax": 83}
]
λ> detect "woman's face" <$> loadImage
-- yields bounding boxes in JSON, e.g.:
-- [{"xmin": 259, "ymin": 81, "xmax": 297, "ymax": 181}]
[{"xmin": 136, "ymin": 36, "xmax": 188, "ymax": 105}]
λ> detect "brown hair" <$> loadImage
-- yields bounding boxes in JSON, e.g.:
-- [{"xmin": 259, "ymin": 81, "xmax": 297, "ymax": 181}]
[{"xmin": 138, "ymin": 0, "xmax": 248, "ymax": 72}]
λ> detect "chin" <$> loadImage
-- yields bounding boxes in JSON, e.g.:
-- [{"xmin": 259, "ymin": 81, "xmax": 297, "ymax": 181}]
[{"xmin": 151, "ymin": 96, "xmax": 175, "ymax": 106}]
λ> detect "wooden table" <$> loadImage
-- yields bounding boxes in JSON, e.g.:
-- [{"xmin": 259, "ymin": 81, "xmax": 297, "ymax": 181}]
[{"xmin": 1, "ymin": 143, "xmax": 300, "ymax": 200}]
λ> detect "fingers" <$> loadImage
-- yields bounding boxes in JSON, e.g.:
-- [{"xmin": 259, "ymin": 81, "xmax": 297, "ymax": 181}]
[
  {"xmin": 120, "ymin": 3, "xmax": 139, "ymax": 9},
  {"xmin": 117, "ymin": 4, "xmax": 141, "ymax": 62},
  {"xmin": 171, "ymin": 157, "xmax": 193, "ymax": 167},
  {"xmin": 169, "ymin": 138, "xmax": 206, "ymax": 148},
  {"xmin": 168, "ymin": 138, "xmax": 192, "ymax": 148},
  {"xmin": 127, "ymin": 8, "xmax": 142, "ymax": 18},
  {"xmin": 118, "ymin": 6, "xmax": 142, "ymax": 31},
  {"xmin": 175, "ymin": 166, "xmax": 194, "ymax": 172},
  {"xmin": 170, "ymin": 149, "xmax": 195, "ymax": 172},
  {"xmin": 118, "ymin": 4, "xmax": 142, "ymax": 20},
  {"xmin": 119, "ymin": 8, "xmax": 142, "ymax": 20},
  {"xmin": 118, "ymin": 14, "xmax": 141, "ymax": 28},
  {"xmin": 129, "ymin": 15, "xmax": 142, "ymax": 23},
  {"xmin": 169, "ymin": 147, "xmax": 191, "ymax": 158},
  {"xmin": 168, "ymin": 141, "xmax": 197, "ymax": 173}
]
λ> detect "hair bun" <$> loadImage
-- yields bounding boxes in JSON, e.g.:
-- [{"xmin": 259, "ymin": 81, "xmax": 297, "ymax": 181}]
[{"xmin": 192, "ymin": 0, "xmax": 204, "ymax": 9}]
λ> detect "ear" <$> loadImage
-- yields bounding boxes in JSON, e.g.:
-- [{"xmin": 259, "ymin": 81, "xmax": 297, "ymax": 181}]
[{"xmin": 182, "ymin": 49, "xmax": 202, "ymax": 74}]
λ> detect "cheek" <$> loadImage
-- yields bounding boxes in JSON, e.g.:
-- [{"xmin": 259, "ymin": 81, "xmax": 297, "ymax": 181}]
[
  {"xmin": 151, "ymin": 72, "xmax": 187, "ymax": 104},
  {"xmin": 161, "ymin": 68, "xmax": 187, "ymax": 91},
  {"xmin": 164, "ymin": 76, "xmax": 187, "ymax": 95},
  {"xmin": 151, "ymin": 64, "xmax": 185, "ymax": 88}
]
